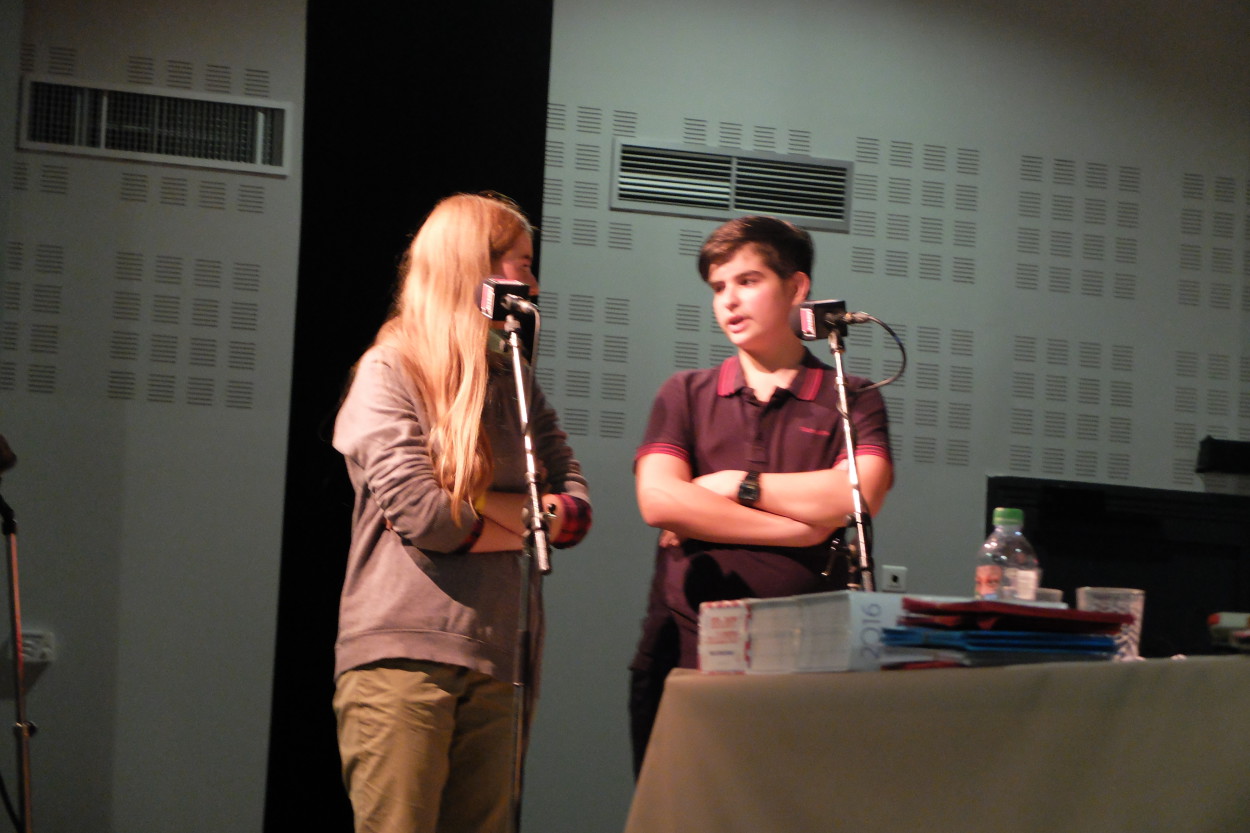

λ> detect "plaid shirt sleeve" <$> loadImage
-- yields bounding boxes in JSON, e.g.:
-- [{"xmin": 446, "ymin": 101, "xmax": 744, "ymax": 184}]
[{"xmin": 548, "ymin": 493, "xmax": 592, "ymax": 549}]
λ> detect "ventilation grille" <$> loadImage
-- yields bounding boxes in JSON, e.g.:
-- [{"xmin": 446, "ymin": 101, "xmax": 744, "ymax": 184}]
[
  {"xmin": 19, "ymin": 75, "xmax": 290, "ymax": 175},
  {"xmin": 611, "ymin": 141, "xmax": 851, "ymax": 232}
]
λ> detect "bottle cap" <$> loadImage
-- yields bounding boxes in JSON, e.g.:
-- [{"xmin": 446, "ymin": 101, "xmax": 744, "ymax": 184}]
[{"xmin": 992, "ymin": 507, "xmax": 1024, "ymax": 526}]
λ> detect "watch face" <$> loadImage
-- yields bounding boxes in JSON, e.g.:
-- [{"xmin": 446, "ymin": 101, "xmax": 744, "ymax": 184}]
[{"xmin": 738, "ymin": 473, "xmax": 761, "ymax": 505}]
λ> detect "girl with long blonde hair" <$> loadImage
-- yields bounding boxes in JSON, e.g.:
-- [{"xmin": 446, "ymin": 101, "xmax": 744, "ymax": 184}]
[{"xmin": 332, "ymin": 192, "xmax": 591, "ymax": 833}]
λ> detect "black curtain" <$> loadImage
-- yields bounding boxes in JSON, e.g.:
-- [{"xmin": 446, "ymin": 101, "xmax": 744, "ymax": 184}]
[{"xmin": 264, "ymin": 3, "xmax": 553, "ymax": 827}]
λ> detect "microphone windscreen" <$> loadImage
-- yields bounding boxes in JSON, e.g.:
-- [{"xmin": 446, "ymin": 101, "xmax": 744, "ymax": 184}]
[
  {"xmin": 790, "ymin": 299, "xmax": 848, "ymax": 340},
  {"xmin": 478, "ymin": 277, "xmax": 532, "ymax": 321},
  {"xmin": 790, "ymin": 305, "xmax": 817, "ymax": 340}
]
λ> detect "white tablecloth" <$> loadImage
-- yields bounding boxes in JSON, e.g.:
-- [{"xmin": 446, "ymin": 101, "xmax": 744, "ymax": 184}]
[{"xmin": 625, "ymin": 657, "xmax": 1250, "ymax": 833}]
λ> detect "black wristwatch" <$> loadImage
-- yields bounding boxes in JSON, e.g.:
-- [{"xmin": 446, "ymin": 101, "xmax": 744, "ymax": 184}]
[{"xmin": 737, "ymin": 470, "xmax": 761, "ymax": 507}]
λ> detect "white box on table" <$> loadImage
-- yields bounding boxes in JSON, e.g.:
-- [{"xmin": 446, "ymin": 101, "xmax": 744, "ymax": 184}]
[
  {"xmin": 697, "ymin": 599, "xmax": 753, "ymax": 673},
  {"xmin": 698, "ymin": 590, "xmax": 927, "ymax": 673}
]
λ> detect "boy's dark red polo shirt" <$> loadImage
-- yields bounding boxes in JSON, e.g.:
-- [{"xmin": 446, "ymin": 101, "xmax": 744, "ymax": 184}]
[{"xmin": 634, "ymin": 351, "xmax": 892, "ymax": 668}]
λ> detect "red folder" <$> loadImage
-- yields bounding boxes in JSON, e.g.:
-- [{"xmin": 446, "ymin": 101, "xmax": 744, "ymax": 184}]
[{"xmin": 901, "ymin": 598, "xmax": 1133, "ymax": 634}]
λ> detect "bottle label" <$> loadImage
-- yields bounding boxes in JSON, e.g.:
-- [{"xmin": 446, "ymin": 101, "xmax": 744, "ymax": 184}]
[
  {"xmin": 1012, "ymin": 569, "xmax": 1039, "ymax": 601},
  {"xmin": 974, "ymin": 563, "xmax": 1003, "ymax": 600}
]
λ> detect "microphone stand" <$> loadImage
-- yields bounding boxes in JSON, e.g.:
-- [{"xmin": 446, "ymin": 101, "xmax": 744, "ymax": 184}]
[
  {"xmin": 819, "ymin": 324, "xmax": 875, "ymax": 592},
  {"xmin": 0, "ymin": 482, "xmax": 33, "ymax": 833},
  {"xmin": 500, "ymin": 312, "xmax": 550, "ymax": 833}
]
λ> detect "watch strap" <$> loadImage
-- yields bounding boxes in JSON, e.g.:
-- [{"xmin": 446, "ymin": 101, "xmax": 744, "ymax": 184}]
[{"xmin": 737, "ymin": 470, "xmax": 761, "ymax": 507}]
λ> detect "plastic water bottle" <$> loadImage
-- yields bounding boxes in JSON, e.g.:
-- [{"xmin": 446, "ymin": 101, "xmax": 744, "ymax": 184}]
[{"xmin": 974, "ymin": 507, "xmax": 1040, "ymax": 601}]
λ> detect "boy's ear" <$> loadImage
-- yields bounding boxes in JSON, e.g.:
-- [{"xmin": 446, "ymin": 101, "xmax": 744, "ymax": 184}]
[{"xmin": 789, "ymin": 271, "xmax": 811, "ymax": 303}]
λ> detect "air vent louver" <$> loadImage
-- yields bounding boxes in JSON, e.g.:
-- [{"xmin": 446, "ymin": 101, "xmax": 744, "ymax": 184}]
[
  {"xmin": 612, "ymin": 141, "xmax": 851, "ymax": 231},
  {"xmin": 616, "ymin": 146, "xmax": 732, "ymax": 209},
  {"xmin": 19, "ymin": 75, "xmax": 290, "ymax": 175}
]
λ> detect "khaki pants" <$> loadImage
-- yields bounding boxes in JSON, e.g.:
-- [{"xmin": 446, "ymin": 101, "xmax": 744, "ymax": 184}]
[{"xmin": 334, "ymin": 659, "xmax": 516, "ymax": 833}]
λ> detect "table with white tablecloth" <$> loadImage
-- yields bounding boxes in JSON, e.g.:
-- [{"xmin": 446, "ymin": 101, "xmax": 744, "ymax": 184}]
[{"xmin": 625, "ymin": 657, "xmax": 1250, "ymax": 833}]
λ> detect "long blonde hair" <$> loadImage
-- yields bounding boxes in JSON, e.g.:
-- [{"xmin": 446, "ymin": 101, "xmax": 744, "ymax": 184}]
[{"xmin": 376, "ymin": 192, "xmax": 532, "ymax": 519}]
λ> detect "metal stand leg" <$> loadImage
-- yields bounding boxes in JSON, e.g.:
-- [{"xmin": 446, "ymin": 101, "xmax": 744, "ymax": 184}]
[{"xmin": 1, "ymin": 489, "xmax": 33, "ymax": 833}]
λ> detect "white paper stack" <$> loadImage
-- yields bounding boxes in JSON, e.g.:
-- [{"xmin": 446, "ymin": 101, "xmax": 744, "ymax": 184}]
[
  {"xmin": 697, "ymin": 599, "xmax": 753, "ymax": 673},
  {"xmin": 698, "ymin": 590, "xmax": 942, "ymax": 673},
  {"xmin": 742, "ymin": 597, "xmax": 803, "ymax": 673}
]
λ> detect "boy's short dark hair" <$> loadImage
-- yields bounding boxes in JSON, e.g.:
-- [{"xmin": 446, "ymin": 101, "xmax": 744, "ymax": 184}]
[{"xmin": 697, "ymin": 215, "xmax": 814, "ymax": 282}]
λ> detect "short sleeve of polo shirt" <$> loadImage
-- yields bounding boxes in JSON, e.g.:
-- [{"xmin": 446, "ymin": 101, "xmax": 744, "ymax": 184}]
[
  {"xmin": 635, "ymin": 370, "xmax": 700, "ymax": 466},
  {"xmin": 845, "ymin": 380, "xmax": 892, "ymax": 463}
]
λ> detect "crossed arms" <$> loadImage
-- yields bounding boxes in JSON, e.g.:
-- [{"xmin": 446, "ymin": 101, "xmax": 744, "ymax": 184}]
[{"xmin": 635, "ymin": 452, "xmax": 892, "ymax": 548}]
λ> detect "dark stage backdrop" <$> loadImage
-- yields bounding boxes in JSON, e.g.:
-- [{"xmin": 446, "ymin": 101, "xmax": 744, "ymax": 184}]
[
  {"xmin": 986, "ymin": 476, "xmax": 1250, "ymax": 658},
  {"xmin": 265, "ymin": 3, "xmax": 554, "ymax": 828}
]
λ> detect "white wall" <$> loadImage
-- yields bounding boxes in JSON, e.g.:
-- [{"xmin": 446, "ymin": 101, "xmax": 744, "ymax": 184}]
[
  {"xmin": 0, "ymin": 1, "xmax": 304, "ymax": 830},
  {"xmin": 523, "ymin": 0, "xmax": 1250, "ymax": 830}
]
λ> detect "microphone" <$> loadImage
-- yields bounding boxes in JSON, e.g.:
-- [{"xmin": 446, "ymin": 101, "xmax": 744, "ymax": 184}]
[
  {"xmin": 478, "ymin": 277, "xmax": 538, "ymax": 321},
  {"xmin": 790, "ymin": 300, "xmax": 872, "ymax": 340}
]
